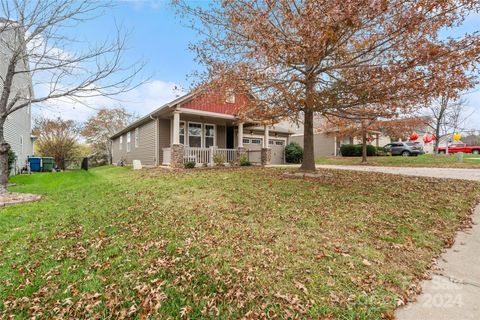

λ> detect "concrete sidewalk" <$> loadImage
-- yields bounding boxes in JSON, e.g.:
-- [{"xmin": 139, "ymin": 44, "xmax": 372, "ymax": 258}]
[{"xmin": 396, "ymin": 205, "xmax": 480, "ymax": 320}]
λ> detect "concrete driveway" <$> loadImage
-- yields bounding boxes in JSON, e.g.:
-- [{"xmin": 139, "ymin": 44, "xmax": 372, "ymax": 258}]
[
  {"xmin": 313, "ymin": 164, "xmax": 480, "ymax": 319},
  {"xmin": 315, "ymin": 164, "xmax": 480, "ymax": 181}
]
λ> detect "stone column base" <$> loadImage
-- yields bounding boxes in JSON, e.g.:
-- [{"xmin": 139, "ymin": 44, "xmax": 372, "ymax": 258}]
[
  {"xmin": 261, "ymin": 148, "xmax": 271, "ymax": 166},
  {"xmin": 236, "ymin": 147, "xmax": 247, "ymax": 165},
  {"xmin": 170, "ymin": 144, "xmax": 184, "ymax": 168}
]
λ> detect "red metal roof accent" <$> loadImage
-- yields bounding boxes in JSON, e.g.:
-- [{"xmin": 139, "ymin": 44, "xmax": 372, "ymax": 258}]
[{"xmin": 180, "ymin": 88, "xmax": 249, "ymax": 115}]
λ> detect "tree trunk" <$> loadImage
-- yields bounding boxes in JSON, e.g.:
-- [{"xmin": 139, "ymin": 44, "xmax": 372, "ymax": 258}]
[
  {"xmin": 434, "ymin": 125, "xmax": 441, "ymax": 154},
  {"xmin": 361, "ymin": 130, "xmax": 368, "ymax": 164},
  {"xmin": 0, "ymin": 120, "xmax": 10, "ymax": 194},
  {"xmin": 300, "ymin": 71, "xmax": 316, "ymax": 172},
  {"xmin": 300, "ymin": 109, "xmax": 316, "ymax": 171}
]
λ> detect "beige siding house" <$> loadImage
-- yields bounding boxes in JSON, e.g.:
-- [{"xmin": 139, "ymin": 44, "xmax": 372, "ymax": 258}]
[{"xmin": 111, "ymin": 88, "xmax": 292, "ymax": 167}]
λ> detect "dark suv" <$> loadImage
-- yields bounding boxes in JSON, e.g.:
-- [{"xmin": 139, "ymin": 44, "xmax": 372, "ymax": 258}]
[{"xmin": 383, "ymin": 142, "xmax": 425, "ymax": 156}]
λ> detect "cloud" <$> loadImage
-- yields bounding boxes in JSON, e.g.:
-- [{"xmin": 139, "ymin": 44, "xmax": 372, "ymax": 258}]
[{"xmin": 33, "ymin": 80, "xmax": 186, "ymax": 123}]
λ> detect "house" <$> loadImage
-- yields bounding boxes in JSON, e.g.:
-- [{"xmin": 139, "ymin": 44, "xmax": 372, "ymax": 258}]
[
  {"xmin": 110, "ymin": 88, "xmax": 292, "ymax": 167},
  {"xmin": 0, "ymin": 19, "xmax": 35, "ymax": 173},
  {"xmin": 283, "ymin": 117, "xmax": 391, "ymax": 157}
]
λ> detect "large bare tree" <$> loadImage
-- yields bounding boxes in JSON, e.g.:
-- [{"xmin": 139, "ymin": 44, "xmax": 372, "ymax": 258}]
[
  {"xmin": 176, "ymin": 0, "xmax": 480, "ymax": 171},
  {"xmin": 426, "ymin": 96, "xmax": 473, "ymax": 152},
  {"xmin": 0, "ymin": 0, "xmax": 144, "ymax": 192}
]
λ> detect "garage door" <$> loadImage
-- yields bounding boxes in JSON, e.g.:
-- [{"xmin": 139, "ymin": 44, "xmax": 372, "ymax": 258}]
[{"xmin": 268, "ymin": 139, "xmax": 285, "ymax": 164}]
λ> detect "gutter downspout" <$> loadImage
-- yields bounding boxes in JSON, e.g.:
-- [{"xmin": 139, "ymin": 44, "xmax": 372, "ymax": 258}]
[{"xmin": 150, "ymin": 115, "xmax": 159, "ymax": 166}]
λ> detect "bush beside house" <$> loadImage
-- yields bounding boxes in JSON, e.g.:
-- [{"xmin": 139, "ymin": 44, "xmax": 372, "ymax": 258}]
[
  {"xmin": 285, "ymin": 142, "xmax": 303, "ymax": 163},
  {"xmin": 8, "ymin": 149, "xmax": 16, "ymax": 176},
  {"xmin": 340, "ymin": 144, "xmax": 379, "ymax": 157}
]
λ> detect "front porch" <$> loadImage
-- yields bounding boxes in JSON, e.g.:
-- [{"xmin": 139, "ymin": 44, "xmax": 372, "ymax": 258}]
[{"xmin": 161, "ymin": 109, "xmax": 274, "ymax": 167}]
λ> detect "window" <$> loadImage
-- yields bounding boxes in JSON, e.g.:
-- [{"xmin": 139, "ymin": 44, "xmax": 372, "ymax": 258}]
[
  {"xmin": 226, "ymin": 88, "xmax": 235, "ymax": 103},
  {"xmin": 251, "ymin": 138, "xmax": 262, "ymax": 145},
  {"xmin": 188, "ymin": 123, "xmax": 202, "ymax": 147},
  {"xmin": 204, "ymin": 124, "xmax": 215, "ymax": 148},
  {"xmin": 269, "ymin": 140, "xmax": 274, "ymax": 145},
  {"xmin": 242, "ymin": 138, "xmax": 250, "ymax": 145},
  {"xmin": 126, "ymin": 132, "xmax": 131, "ymax": 152},
  {"xmin": 20, "ymin": 136, "xmax": 24, "ymax": 154},
  {"xmin": 119, "ymin": 135, "xmax": 123, "ymax": 150},
  {"xmin": 179, "ymin": 121, "xmax": 185, "ymax": 145},
  {"xmin": 135, "ymin": 128, "xmax": 139, "ymax": 148},
  {"xmin": 275, "ymin": 140, "xmax": 284, "ymax": 146}
]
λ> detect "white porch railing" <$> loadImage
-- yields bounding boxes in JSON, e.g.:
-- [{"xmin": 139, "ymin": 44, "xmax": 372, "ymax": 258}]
[
  {"xmin": 162, "ymin": 147, "xmax": 237, "ymax": 165},
  {"xmin": 215, "ymin": 148, "xmax": 237, "ymax": 163},
  {"xmin": 184, "ymin": 147, "xmax": 210, "ymax": 164}
]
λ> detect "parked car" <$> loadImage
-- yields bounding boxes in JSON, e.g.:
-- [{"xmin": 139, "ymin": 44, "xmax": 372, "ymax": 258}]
[
  {"xmin": 383, "ymin": 142, "xmax": 425, "ymax": 156},
  {"xmin": 438, "ymin": 143, "xmax": 480, "ymax": 154}
]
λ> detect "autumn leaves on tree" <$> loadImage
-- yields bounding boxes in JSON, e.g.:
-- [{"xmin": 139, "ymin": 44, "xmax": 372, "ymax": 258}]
[{"xmin": 177, "ymin": 0, "xmax": 480, "ymax": 170}]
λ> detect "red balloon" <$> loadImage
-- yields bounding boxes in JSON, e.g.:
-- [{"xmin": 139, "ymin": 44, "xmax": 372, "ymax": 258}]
[
  {"xmin": 410, "ymin": 132, "xmax": 419, "ymax": 141},
  {"xmin": 423, "ymin": 134, "xmax": 433, "ymax": 143},
  {"xmin": 431, "ymin": 135, "xmax": 437, "ymax": 141}
]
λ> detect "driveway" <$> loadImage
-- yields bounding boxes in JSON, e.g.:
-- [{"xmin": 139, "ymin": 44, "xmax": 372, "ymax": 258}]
[
  {"xmin": 314, "ymin": 164, "xmax": 480, "ymax": 319},
  {"xmin": 315, "ymin": 164, "xmax": 480, "ymax": 181}
]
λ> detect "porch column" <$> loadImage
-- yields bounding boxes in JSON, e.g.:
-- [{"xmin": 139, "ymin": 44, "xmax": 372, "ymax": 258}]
[
  {"xmin": 172, "ymin": 111, "xmax": 180, "ymax": 145},
  {"xmin": 236, "ymin": 122, "xmax": 247, "ymax": 165},
  {"xmin": 261, "ymin": 125, "xmax": 271, "ymax": 166},
  {"xmin": 238, "ymin": 122, "xmax": 244, "ymax": 147},
  {"xmin": 263, "ymin": 125, "xmax": 269, "ymax": 148},
  {"xmin": 170, "ymin": 111, "xmax": 183, "ymax": 168}
]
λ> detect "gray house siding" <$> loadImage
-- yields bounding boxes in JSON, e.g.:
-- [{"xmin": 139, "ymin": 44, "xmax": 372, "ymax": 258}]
[
  {"xmin": 4, "ymin": 106, "xmax": 33, "ymax": 169},
  {"xmin": 0, "ymin": 22, "xmax": 34, "ymax": 172},
  {"xmin": 158, "ymin": 119, "xmax": 171, "ymax": 164},
  {"xmin": 112, "ymin": 119, "xmax": 156, "ymax": 166},
  {"xmin": 290, "ymin": 133, "xmax": 336, "ymax": 157},
  {"xmin": 217, "ymin": 125, "xmax": 226, "ymax": 148}
]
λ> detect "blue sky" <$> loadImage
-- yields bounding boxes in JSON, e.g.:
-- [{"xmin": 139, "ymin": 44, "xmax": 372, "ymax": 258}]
[{"xmin": 36, "ymin": 1, "xmax": 480, "ymax": 130}]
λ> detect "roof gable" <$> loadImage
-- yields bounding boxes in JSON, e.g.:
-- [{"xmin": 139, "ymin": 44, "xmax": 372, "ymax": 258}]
[{"xmin": 180, "ymin": 87, "xmax": 249, "ymax": 115}]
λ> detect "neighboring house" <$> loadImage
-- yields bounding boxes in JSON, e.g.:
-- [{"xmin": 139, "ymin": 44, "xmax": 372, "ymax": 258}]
[
  {"xmin": 290, "ymin": 129, "xmax": 391, "ymax": 157},
  {"xmin": 0, "ymin": 19, "xmax": 34, "ymax": 173},
  {"xmin": 110, "ymin": 88, "xmax": 292, "ymax": 167},
  {"xmin": 284, "ymin": 116, "xmax": 391, "ymax": 157}
]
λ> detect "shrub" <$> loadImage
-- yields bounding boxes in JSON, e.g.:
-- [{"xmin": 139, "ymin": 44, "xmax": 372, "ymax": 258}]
[
  {"xmin": 239, "ymin": 154, "xmax": 251, "ymax": 166},
  {"xmin": 340, "ymin": 144, "xmax": 357, "ymax": 157},
  {"xmin": 340, "ymin": 144, "xmax": 377, "ymax": 157},
  {"xmin": 7, "ymin": 149, "xmax": 16, "ymax": 176},
  {"xmin": 285, "ymin": 142, "xmax": 303, "ymax": 163},
  {"xmin": 213, "ymin": 153, "xmax": 226, "ymax": 166},
  {"xmin": 376, "ymin": 146, "xmax": 387, "ymax": 156},
  {"xmin": 184, "ymin": 161, "xmax": 196, "ymax": 169}
]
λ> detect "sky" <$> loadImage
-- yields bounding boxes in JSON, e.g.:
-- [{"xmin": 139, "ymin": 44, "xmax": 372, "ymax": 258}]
[{"xmin": 34, "ymin": 1, "xmax": 480, "ymax": 131}]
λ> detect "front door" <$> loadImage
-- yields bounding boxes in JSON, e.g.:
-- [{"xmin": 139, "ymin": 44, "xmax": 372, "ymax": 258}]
[{"xmin": 226, "ymin": 126, "xmax": 234, "ymax": 149}]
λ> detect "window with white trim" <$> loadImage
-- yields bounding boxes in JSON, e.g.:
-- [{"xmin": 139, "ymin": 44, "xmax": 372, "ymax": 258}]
[
  {"xmin": 242, "ymin": 138, "xmax": 250, "ymax": 145},
  {"xmin": 126, "ymin": 132, "xmax": 131, "ymax": 152},
  {"xmin": 269, "ymin": 139, "xmax": 274, "ymax": 145},
  {"xmin": 119, "ymin": 136, "xmax": 123, "ymax": 150},
  {"xmin": 204, "ymin": 124, "xmax": 215, "ymax": 148},
  {"xmin": 251, "ymin": 138, "xmax": 262, "ymax": 145},
  {"xmin": 188, "ymin": 123, "xmax": 202, "ymax": 147},
  {"xmin": 179, "ymin": 121, "xmax": 185, "ymax": 145},
  {"xmin": 275, "ymin": 140, "xmax": 284, "ymax": 146},
  {"xmin": 134, "ymin": 128, "xmax": 139, "ymax": 148},
  {"xmin": 226, "ymin": 88, "xmax": 235, "ymax": 103}
]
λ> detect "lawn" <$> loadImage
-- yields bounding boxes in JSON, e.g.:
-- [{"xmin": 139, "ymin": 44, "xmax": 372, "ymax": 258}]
[
  {"xmin": 1, "ymin": 166, "xmax": 479, "ymax": 319},
  {"xmin": 316, "ymin": 153, "xmax": 480, "ymax": 168}
]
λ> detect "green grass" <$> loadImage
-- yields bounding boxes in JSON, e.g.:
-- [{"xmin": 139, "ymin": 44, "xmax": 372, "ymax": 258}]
[
  {"xmin": 1, "ymin": 166, "xmax": 479, "ymax": 319},
  {"xmin": 316, "ymin": 153, "xmax": 480, "ymax": 168}
]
